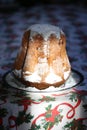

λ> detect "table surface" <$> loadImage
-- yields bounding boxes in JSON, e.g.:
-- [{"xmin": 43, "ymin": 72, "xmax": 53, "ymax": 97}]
[{"xmin": 0, "ymin": 3, "xmax": 87, "ymax": 130}]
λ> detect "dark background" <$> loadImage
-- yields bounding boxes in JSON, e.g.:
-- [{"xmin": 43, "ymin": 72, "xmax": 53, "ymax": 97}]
[{"xmin": 0, "ymin": 0, "xmax": 87, "ymax": 8}]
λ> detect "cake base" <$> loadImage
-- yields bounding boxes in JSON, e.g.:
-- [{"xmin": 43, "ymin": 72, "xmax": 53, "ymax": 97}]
[{"xmin": 3, "ymin": 69, "xmax": 83, "ymax": 92}]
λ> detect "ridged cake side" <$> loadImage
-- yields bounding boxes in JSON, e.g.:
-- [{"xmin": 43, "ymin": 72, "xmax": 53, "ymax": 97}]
[{"xmin": 13, "ymin": 24, "xmax": 71, "ymax": 89}]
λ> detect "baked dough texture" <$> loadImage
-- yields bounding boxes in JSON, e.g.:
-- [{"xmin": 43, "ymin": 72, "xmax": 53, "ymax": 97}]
[{"xmin": 13, "ymin": 24, "xmax": 71, "ymax": 89}]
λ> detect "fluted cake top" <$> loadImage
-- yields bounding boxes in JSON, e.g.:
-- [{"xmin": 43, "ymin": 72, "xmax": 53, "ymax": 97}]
[{"xmin": 28, "ymin": 24, "xmax": 64, "ymax": 41}]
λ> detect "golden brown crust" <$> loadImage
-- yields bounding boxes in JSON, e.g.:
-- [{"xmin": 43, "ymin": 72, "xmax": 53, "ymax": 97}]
[
  {"xmin": 22, "ymin": 34, "xmax": 44, "ymax": 73},
  {"xmin": 13, "ymin": 30, "xmax": 30, "ymax": 70},
  {"xmin": 21, "ymin": 80, "xmax": 65, "ymax": 90}
]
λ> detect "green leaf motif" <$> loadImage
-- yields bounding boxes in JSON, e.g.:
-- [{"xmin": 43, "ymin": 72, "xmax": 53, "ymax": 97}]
[
  {"xmin": 83, "ymin": 104, "xmax": 87, "ymax": 112},
  {"xmin": 45, "ymin": 112, "xmax": 52, "ymax": 118},
  {"xmin": 55, "ymin": 114, "xmax": 63, "ymax": 124},
  {"xmin": 30, "ymin": 124, "xmax": 41, "ymax": 130},
  {"xmin": 69, "ymin": 92, "xmax": 78, "ymax": 102},
  {"xmin": 16, "ymin": 111, "xmax": 33, "ymax": 126},
  {"xmin": 63, "ymin": 119, "xmax": 87, "ymax": 130},
  {"xmin": 39, "ymin": 96, "xmax": 55, "ymax": 102},
  {"xmin": 45, "ymin": 104, "xmax": 52, "ymax": 111},
  {"xmin": 63, "ymin": 121, "xmax": 73, "ymax": 129},
  {"xmin": 0, "ymin": 108, "xmax": 8, "ymax": 117},
  {"xmin": 43, "ymin": 122, "xmax": 53, "ymax": 130},
  {"xmin": 58, "ymin": 109, "xmax": 63, "ymax": 113}
]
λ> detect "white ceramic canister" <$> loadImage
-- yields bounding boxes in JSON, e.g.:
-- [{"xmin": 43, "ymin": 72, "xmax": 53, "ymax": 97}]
[{"xmin": 3, "ymin": 69, "xmax": 87, "ymax": 130}]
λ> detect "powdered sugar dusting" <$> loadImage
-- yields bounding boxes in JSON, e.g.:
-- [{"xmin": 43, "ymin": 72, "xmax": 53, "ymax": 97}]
[
  {"xmin": 45, "ymin": 68, "xmax": 62, "ymax": 83},
  {"xmin": 24, "ymin": 71, "xmax": 41, "ymax": 82},
  {"xmin": 22, "ymin": 67, "xmax": 70, "ymax": 84},
  {"xmin": 64, "ymin": 70, "xmax": 70, "ymax": 80},
  {"xmin": 28, "ymin": 24, "xmax": 64, "ymax": 41}
]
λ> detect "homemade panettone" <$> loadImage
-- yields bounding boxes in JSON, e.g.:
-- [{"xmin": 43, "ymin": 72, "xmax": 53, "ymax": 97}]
[{"xmin": 13, "ymin": 24, "xmax": 71, "ymax": 89}]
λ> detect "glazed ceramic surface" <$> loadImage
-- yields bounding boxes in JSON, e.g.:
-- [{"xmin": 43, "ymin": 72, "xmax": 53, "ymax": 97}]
[{"xmin": 0, "ymin": 69, "xmax": 86, "ymax": 130}]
